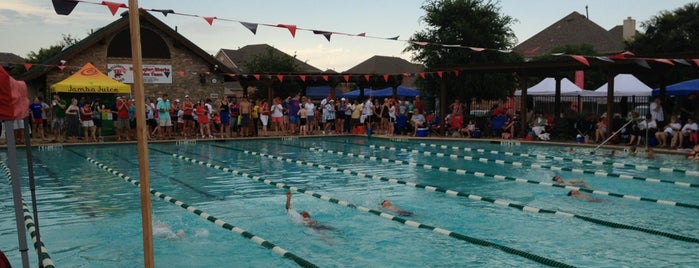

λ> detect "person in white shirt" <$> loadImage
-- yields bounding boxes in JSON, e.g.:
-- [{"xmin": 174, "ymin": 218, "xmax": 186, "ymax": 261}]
[
  {"xmin": 650, "ymin": 97, "xmax": 665, "ymax": 127},
  {"xmin": 679, "ymin": 117, "xmax": 699, "ymax": 148},
  {"xmin": 362, "ymin": 96, "xmax": 374, "ymax": 131},
  {"xmin": 656, "ymin": 115, "xmax": 681, "ymax": 148}
]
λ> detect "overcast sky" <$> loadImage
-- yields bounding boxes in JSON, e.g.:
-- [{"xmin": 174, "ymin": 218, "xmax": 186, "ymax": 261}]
[{"xmin": 0, "ymin": 0, "xmax": 694, "ymax": 71}]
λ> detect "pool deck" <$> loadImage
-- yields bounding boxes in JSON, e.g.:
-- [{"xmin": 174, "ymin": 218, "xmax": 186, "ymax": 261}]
[{"xmin": 0, "ymin": 131, "xmax": 692, "ymax": 157}]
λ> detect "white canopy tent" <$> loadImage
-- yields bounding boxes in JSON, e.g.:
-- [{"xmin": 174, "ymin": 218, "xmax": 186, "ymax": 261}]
[
  {"xmin": 594, "ymin": 74, "xmax": 652, "ymax": 97},
  {"xmin": 514, "ymin": 77, "xmax": 584, "ymax": 96}
]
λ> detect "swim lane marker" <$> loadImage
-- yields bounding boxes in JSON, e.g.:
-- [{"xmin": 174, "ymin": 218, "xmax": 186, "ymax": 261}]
[
  {"xmin": 362, "ymin": 142, "xmax": 699, "ymax": 188},
  {"xmin": 64, "ymin": 150, "xmax": 317, "ymax": 268},
  {"xmin": 303, "ymin": 145, "xmax": 699, "ymax": 211},
  {"xmin": 414, "ymin": 140, "xmax": 699, "ymax": 176},
  {"xmin": 213, "ymin": 145, "xmax": 699, "ymax": 245},
  {"xmin": 0, "ymin": 161, "xmax": 56, "ymax": 268},
  {"xmin": 156, "ymin": 148, "xmax": 577, "ymax": 268}
]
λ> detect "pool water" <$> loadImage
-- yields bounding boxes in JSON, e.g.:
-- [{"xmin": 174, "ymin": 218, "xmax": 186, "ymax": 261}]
[{"xmin": 1, "ymin": 137, "xmax": 698, "ymax": 267}]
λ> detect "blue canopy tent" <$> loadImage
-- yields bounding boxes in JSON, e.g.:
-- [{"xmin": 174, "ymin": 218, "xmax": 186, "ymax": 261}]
[
  {"xmin": 653, "ymin": 79, "xmax": 699, "ymax": 96},
  {"xmin": 305, "ymin": 86, "xmax": 343, "ymax": 99},
  {"xmin": 341, "ymin": 88, "xmax": 374, "ymax": 99},
  {"xmin": 372, "ymin": 86, "xmax": 421, "ymax": 98}
]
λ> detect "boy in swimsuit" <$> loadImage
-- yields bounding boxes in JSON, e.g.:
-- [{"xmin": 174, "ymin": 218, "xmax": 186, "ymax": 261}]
[
  {"xmin": 552, "ymin": 176, "xmax": 591, "ymax": 189},
  {"xmin": 285, "ymin": 192, "xmax": 334, "ymax": 231}
]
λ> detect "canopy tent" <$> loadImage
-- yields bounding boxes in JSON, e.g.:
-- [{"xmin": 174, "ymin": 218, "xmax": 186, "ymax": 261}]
[
  {"xmin": 653, "ymin": 79, "xmax": 699, "ymax": 96},
  {"xmin": 305, "ymin": 86, "xmax": 343, "ymax": 99},
  {"xmin": 594, "ymin": 74, "xmax": 652, "ymax": 97},
  {"xmin": 341, "ymin": 88, "xmax": 374, "ymax": 99},
  {"xmin": 0, "ymin": 67, "xmax": 29, "ymax": 119},
  {"xmin": 50, "ymin": 63, "xmax": 131, "ymax": 94},
  {"xmin": 372, "ymin": 86, "xmax": 421, "ymax": 98},
  {"xmin": 514, "ymin": 77, "xmax": 583, "ymax": 96}
]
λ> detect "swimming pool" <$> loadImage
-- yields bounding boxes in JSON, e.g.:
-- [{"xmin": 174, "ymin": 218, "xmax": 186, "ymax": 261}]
[{"xmin": 1, "ymin": 137, "xmax": 698, "ymax": 267}]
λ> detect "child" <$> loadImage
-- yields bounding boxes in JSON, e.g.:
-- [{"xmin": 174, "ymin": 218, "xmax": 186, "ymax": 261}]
[
  {"xmin": 298, "ymin": 106, "xmax": 308, "ymax": 136},
  {"xmin": 460, "ymin": 120, "xmax": 477, "ymax": 137}
]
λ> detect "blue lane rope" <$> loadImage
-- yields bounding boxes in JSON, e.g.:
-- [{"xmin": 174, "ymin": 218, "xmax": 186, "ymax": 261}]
[
  {"xmin": 415, "ymin": 140, "xmax": 699, "ymax": 177},
  {"xmin": 301, "ymin": 144, "xmax": 699, "ymax": 211},
  {"xmin": 63, "ymin": 149, "xmax": 317, "ymax": 268},
  {"xmin": 0, "ymin": 161, "xmax": 56, "ymax": 268},
  {"xmin": 153, "ymin": 148, "xmax": 577, "ymax": 268},
  {"xmin": 213, "ymin": 144, "xmax": 699, "ymax": 245}
]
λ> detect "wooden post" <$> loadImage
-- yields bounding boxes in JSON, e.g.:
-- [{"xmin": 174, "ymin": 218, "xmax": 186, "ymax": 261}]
[{"xmin": 127, "ymin": 2, "xmax": 154, "ymax": 267}]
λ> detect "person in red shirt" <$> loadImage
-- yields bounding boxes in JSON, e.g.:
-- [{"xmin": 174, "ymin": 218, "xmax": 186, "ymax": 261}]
[
  {"xmin": 115, "ymin": 96, "xmax": 131, "ymax": 141},
  {"xmin": 413, "ymin": 95, "xmax": 425, "ymax": 116}
]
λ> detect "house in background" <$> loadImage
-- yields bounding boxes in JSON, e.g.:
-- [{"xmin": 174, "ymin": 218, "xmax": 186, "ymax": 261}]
[{"xmin": 513, "ymin": 12, "xmax": 636, "ymax": 59}]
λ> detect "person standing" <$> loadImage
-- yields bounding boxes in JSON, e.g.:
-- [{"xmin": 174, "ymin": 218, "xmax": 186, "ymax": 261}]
[
  {"xmin": 65, "ymin": 98, "xmax": 81, "ymax": 142},
  {"xmin": 80, "ymin": 100, "xmax": 96, "ymax": 142},
  {"xmin": 182, "ymin": 95, "xmax": 195, "ymax": 138},
  {"xmin": 91, "ymin": 99, "xmax": 104, "ymax": 141},
  {"xmin": 650, "ymin": 97, "xmax": 665, "ymax": 128},
  {"xmin": 29, "ymin": 97, "xmax": 47, "ymax": 142},
  {"xmin": 218, "ymin": 96, "xmax": 230, "ymax": 138},
  {"xmin": 50, "ymin": 94, "xmax": 68, "ymax": 142},
  {"xmin": 288, "ymin": 95, "xmax": 301, "ymax": 135},
  {"xmin": 260, "ymin": 99, "xmax": 270, "ymax": 136},
  {"xmin": 362, "ymin": 96, "xmax": 374, "ymax": 132},
  {"xmin": 157, "ymin": 94, "xmax": 173, "ymax": 138},
  {"xmin": 239, "ymin": 97, "xmax": 252, "ymax": 137}
]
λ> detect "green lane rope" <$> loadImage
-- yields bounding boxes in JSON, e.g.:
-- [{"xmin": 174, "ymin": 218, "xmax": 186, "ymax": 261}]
[
  {"xmin": 63, "ymin": 149, "xmax": 317, "ymax": 268},
  {"xmin": 155, "ymin": 148, "xmax": 576, "ymax": 268},
  {"xmin": 303, "ymin": 144, "xmax": 699, "ymax": 211},
  {"xmin": 214, "ymin": 145, "xmax": 699, "ymax": 245},
  {"xmin": 0, "ymin": 161, "xmax": 56, "ymax": 268},
  {"xmin": 417, "ymin": 140, "xmax": 699, "ymax": 177}
]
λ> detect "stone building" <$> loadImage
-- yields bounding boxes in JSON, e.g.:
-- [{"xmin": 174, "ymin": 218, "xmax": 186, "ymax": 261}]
[{"xmin": 21, "ymin": 10, "xmax": 234, "ymax": 101}]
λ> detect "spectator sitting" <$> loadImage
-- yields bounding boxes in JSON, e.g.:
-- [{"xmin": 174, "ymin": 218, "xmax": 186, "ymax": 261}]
[{"xmin": 411, "ymin": 109, "xmax": 427, "ymax": 136}]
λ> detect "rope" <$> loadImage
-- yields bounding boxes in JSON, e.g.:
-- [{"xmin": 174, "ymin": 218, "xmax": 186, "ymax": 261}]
[
  {"xmin": 307, "ymin": 142, "xmax": 699, "ymax": 211},
  {"xmin": 63, "ymin": 149, "xmax": 318, "ymax": 268},
  {"xmin": 155, "ymin": 148, "xmax": 577, "ymax": 268},
  {"xmin": 214, "ymin": 144, "xmax": 699, "ymax": 244},
  {"xmin": 0, "ymin": 161, "xmax": 56, "ymax": 268},
  {"xmin": 415, "ymin": 140, "xmax": 699, "ymax": 178}
]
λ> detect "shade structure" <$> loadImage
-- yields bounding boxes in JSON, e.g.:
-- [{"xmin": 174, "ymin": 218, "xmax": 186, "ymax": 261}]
[
  {"xmin": 372, "ymin": 86, "xmax": 421, "ymax": 98},
  {"xmin": 50, "ymin": 63, "xmax": 131, "ymax": 94},
  {"xmin": 341, "ymin": 88, "xmax": 374, "ymax": 99},
  {"xmin": 305, "ymin": 86, "xmax": 343, "ymax": 99},
  {"xmin": 514, "ymin": 77, "xmax": 583, "ymax": 96},
  {"xmin": 653, "ymin": 79, "xmax": 699, "ymax": 97},
  {"xmin": 594, "ymin": 74, "xmax": 652, "ymax": 97}
]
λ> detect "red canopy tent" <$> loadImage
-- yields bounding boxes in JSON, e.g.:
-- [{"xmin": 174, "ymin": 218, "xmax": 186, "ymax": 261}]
[{"xmin": 0, "ymin": 67, "xmax": 28, "ymax": 120}]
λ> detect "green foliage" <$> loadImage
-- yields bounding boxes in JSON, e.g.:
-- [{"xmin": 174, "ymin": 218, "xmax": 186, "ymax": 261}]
[
  {"xmin": 626, "ymin": 3, "xmax": 699, "ymax": 54},
  {"xmin": 243, "ymin": 48, "xmax": 302, "ymax": 98},
  {"xmin": 26, "ymin": 34, "xmax": 80, "ymax": 63},
  {"xmin": 405, "ymin": 0, "xmax": 522, "ymax": 102}
]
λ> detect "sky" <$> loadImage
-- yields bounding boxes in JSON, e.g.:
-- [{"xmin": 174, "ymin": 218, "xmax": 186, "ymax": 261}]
[{"xmin": 0, "ymin": 0, "xmax": 696, "ymax": 72}]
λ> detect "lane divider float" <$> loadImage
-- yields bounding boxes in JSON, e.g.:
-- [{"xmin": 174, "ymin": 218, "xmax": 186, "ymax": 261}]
[
  {"xmin": 155, "ymin": 147, "xmax": 577, "ymax": 268},
  {"xmin": 304, "ymin": 146, "xmax": 699, "ymax": 211},
  {"xmin": 0, "ymin": 161, "xmax": 56, "ymax": 268},
  {"xmin": 214, "ymin": 145, "xmax": 699, "ymax": 244},
  {"xmin": 64, "ymin": 149, "xmax": 317, "ymax": 268}
]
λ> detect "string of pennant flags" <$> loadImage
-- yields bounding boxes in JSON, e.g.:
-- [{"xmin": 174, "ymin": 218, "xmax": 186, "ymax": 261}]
[{"xmin": 10, "ymin": 0, "xmax": 695, "ymax": 83}]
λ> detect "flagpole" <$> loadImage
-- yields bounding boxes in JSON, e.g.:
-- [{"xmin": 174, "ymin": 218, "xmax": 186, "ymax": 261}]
[{"xmin": 127, "ymin": 1, "xmax": 154, "ymax": 267}]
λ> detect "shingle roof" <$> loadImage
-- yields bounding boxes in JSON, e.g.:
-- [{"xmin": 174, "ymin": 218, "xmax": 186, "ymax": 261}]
[
  {"xmin": 0, "ymin": 52, "xmax": 25, "ymax": 64},
  {"xmin": 344, "ymin": 55, "xmax": 424, "ymax": 74},
  {"xmin": 513, "ymin": 12, "xmax": 624, "ymax": 57},
  {"xmin": 20, "ymin": 10, "xmax": 233, "ymax": 80},
  {"xmin": 218, "ymin": 44, "xmax": 322, "ymax": 73}
]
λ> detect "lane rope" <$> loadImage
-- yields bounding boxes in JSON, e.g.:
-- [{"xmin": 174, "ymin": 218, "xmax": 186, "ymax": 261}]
[
  {"xmin": 63, "ymin": 149, "xmax": 318, "ymax": 268},
  {"xmin": 213, "ymin": 144, "xmax": 699, "ymax": 244},
  {"xmin": 0, "ymin": 161, "xmax": 56, "ymax": 268},
  {"xmin": 324, "ymin": 139, "xmax": 699, "ymax": 188},
  {"xmin": 153, "ymin": 147, "xmax": 578, "ymax": 268},
  {"xmin": 302, "ymin": 145, "xmax": 699, "ymax": 211},
  {"xmin": 415, "ymin": 140, "xmax": 699, "ymax": 177}
]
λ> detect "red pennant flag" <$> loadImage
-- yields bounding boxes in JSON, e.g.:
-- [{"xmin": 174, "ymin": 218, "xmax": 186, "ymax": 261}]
[
  {"xmin": 322, "ymin": 75, "xmax": 329, "ymax": 81},
  {"xmin": 437, "ymin": 71, "xmax": 443, "ymax": 79},
  {"xmin": 454, "ymin": 70, "xmax": 460, "ymax": 77},
  {"xmin": 419, "ymin": 72, "xmax": 426, "ymax": 79},
  {"xmin": 203, "ymin": 17, "xmax": 216, "ymax": 26},
  {"xmin": 609, "ymin": 51, "xmax": 634, "ymax": 59},
  {"xmin": 571, "ymin": 55, "xmax": 590, "ymax": 66},
  {"xmin": 574, "ymin": 70, "xmax": 585, "ymax": 89},
  {"xmin": 343, "ymin": 75, "xmax": 349, "ymax": 82},
  {"xmin": 299, "ymin": 75, "xmax": 306, "ymax": 82},
  {"xmin": 693, "ymin": 59, "xmax": 699, "ymax": 66},
  {"xmin": 468, "ymin": 47, "xmax": 485, "ymax": 52},
  {"xmin": 652, "ymin": 58, "xmax": 674, "ymax": 65},
  {"xmin": 382, "ymin": 74, "xmax": 389, "ymax": 82},
  {"xmin": 57, "ymin": 66, "xmax": 66, "ymax": 71},
  {"xmin": 101, "ymin": 1, "xmax": 127, "ymax": 16},
  {"xmin": 412, "ymin": 41, "xmax": 429, "ymax": 46},
  {"xmin": 176, "ymin": 71, "xmax": 185, "ymax": 77},
  {"xmin": 225, "ymin": 73, "xmax": 236, "ymax": 77},
  {"xmin": 277, "ymin": 24, "xmax": 297, "ymax": 37},
  {"xmin": 276, "ymin": 75, "xmax": 284, "ymax": 82},
  {"xmin": 364, "ymin": 74, "xmax": 371, "ymax": 82},
  {"xmin": 23, "ymin": 63, "xmax": 32, "ymax": 71},
  {"xmin": 253, "ymin": 74, "xmax": 261, "ymax": 80}
]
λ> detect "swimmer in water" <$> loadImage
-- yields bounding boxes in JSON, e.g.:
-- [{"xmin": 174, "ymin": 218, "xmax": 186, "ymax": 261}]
[
  {"xmin": 552, "ymin": 176, "xmax": 591, "ymax": 189},
  {"xmin": 380, "ymin": 200, "xmax": 413, "ymax": 216},
  {"xmin": 285, "ymin": 192, "xmax": 334, "ymax": 231},
  {"xmin": 567, "ymin": 189, "xmax": 602, "ymax": 202},
  {"xmin": 153, "ymin": 221, "xmax": 186, "ymax": 239}
]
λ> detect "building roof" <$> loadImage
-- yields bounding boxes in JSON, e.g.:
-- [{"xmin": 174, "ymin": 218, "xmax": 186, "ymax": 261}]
[
  {"xmin": 513, "ymin": 12, "xmax": 624, "ymax": 57},
  {"xmin": 218, "ymin": 44, "xmax": 322, "ymax": 73},
  {"xmin": 0, "ymin": 52, "xmax": 25, "ymax": 64},
  {"xmin": 21, "ymin": 10, "xmax": 233, "ymax": 80},
  {"xmin": 344, "ymin": 55, "xmax": 424, "ymax": 74}
]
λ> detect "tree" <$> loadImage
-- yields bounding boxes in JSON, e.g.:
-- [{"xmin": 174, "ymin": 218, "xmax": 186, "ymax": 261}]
[
  {"xmin": 12, "ymin": 34, "xmax": 80, "ymax": 77},
  {"xmin": 626, "ymin": 3, "xmax": 699, "ymax": 55},
  {"xmin": 241, "ymin": 47, "xmax": 302, "ymax": 100},
  {"xmin": 404, "ymin": 0, "xmax": 522, "ymax": 107}
]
